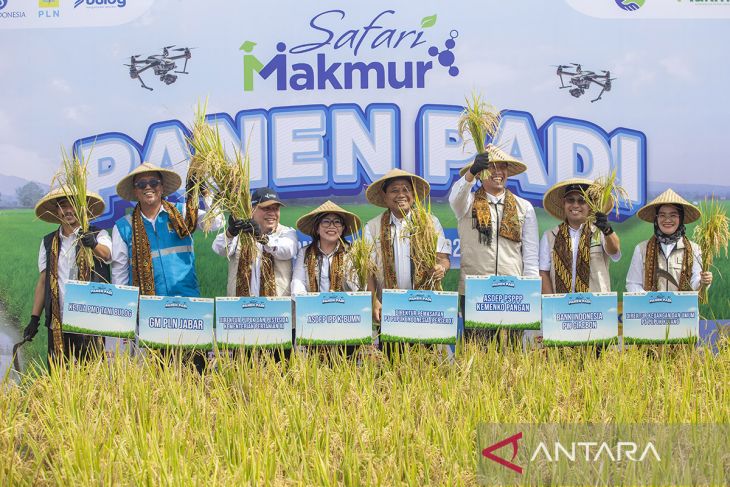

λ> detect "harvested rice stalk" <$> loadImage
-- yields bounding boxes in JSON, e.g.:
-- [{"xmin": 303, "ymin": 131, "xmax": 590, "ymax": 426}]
[
  {"xmin": 52, "ymin": 148, "xmax": 95, "ymax": 274},
  {"xmin": 693, "ymin": 197, "xmax": 729, "ymax": 304},
  {"xmin": 457, "ymin": 92, "xmax": 500, "ymax": 154},
  {"xmin": 346, "ymin": 220, "xmax": 376, "ymax": 292},
  {"xmin": 403, "ymin": 190, "xmax": 442, "ymax": 291},
  {"xmin": 581, "ymin": 169, "xmax": 632, "ymax": 223}
]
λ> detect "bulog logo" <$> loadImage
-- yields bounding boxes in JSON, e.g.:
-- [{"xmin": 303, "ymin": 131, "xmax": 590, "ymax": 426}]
[{"xmin": 74, "ymin": 0, "xmax": 126, "ymax": 8}]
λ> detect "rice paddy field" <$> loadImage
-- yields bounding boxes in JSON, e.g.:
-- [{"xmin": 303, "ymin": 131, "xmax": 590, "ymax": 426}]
[{"xmin": 1, "ymin": 205, "xmax": 729, "ymax": 484}]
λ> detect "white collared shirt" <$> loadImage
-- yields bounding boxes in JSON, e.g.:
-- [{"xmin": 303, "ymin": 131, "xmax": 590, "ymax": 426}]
[
  {"xmin": 538, "ymin": 223, "xmax": 621, "ymax": 292},
  {"xmin": 625, "ymin": 240, "xmax": 703, "ymax": 292},
  {"xmin": 291, "ymin": 242, "xmax": 358, "ymax": 294},
  {"xmin": 111, "ymin": 197, "xmax": 222, "ymax": 286},
  {"xmin": 364, "ymin": 211, "xmax": 451, "ymax": 290},
  {"xmin": 38, "ymin": 227, "xmax": 112, "ymax": 309},
  {"xmin": 448, "ymin": 176, "xmax": 539, "ymax": 277},
  {"xmin": 212, "ymin": 224, "xmax": 298, "ymax": 296}
]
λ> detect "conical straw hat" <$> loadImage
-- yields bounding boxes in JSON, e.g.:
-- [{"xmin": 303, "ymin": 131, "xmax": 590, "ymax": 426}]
[
  {"xmin": 365, "ymin": 168, "xmax": 431, "ymax": 208},
  {"xmin": 637, "ymin": 188, "xmax": 700, "ymax": 224},
  {"xmin": 542, "ymin": 178, "xmax": 613, "ymax": 221},
  {"xmin": 115, "ymin": 162, "xmax": 182, "ymax": 202},
  {"xmin": 296, "ymin": 200, "xmax": 362, "ymax": 237},
  {"xmin": 35, "ymin": 187, "xmax": 105, "ymax": 224},
  {"xmin": 458, "ymin": 144, "xmax": 528, "ymax": 178}
]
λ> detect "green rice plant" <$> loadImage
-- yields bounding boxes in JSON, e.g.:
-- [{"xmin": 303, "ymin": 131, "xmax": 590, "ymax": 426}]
[
  {"xmin": 464, "ymin": 320, "xmax": 541, "ymax": 330},
  {"xmin": 542, "ymin": 337, "xmax": 619, "ymax": 347},
  {"xmin": 379, "ymin": 334, "xmax": 456, "ymax": 345},
  {"xmin": 296, "ymin": 337, "xmax": 373, "ymax": 346},
  {"xmin": 580, "ymin": 168, "xmax": 632, "ymax": 223},
  {"xmin": 623, "ymin": 337, "xmax": 698, "ymax": 345},
  {"xmin": 61, "ymin": 325, "xmax": 134, "ymax": 339},
  {"xmin": 693, "ymin": 196, "xmax": 729, "ymax": 304}
]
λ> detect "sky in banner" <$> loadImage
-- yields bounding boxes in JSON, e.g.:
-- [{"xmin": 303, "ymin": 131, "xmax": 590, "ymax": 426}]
[
  {"xmin": 295, "ymin": 292, "xmax": 372, "ymax": 342},
  {"xmin": 138, "ymin": 296, "xmax": 214, "ymax": 347},
  {"xmin": 623, "ymin": 291, "xmax": 699, "ymax": 341},
  {"xmin": 542, "ymin": 292, "xmax": 618, "ymax": 344},
  {"xmin": 0, "ymin": 0, "xmax": 728, "ymax": 219},
  {"xmin": 215, "ymin": 296, "xmax": 292, "ymax": 347},
  {"xmin": 62, "ymin": 280, "xmax": 138, "ymax": 336},
  {"xmin": 381, "ymin": 290, "xmax": 458, "ymax": 341},
  {"xmin": 465, "ymin": 276, "xmax": 542, "ymax": 326}
]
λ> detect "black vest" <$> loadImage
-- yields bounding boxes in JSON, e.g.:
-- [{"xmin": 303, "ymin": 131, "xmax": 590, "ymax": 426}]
[{"xmin": 42, "ymin": 225, "xmax": 111, "ymax": 330}]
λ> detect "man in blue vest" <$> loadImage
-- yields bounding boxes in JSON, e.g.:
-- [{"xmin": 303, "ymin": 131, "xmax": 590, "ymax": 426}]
[{"xmin": 111, "ymin": 162, "xmax": 221, "ymax": 296}]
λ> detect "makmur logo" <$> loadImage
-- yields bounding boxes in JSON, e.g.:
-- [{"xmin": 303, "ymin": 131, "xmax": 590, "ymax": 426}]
[
  {"xmin": 615, "ymin": 0, "xmax": 645, "ymax": 11},
  {"xmin": 240, "ymin": 9, "xmax": 460, "ymax": 92}
]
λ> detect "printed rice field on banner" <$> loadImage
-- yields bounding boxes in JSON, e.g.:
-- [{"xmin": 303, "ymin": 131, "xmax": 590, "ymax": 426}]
[
  {"xmin": 380, "ymin": 289, "xmax": 458, "ymax": 345},
  {"xmin": 464, "ymin": 276, "xmax": 542, "ymax": 330},
  {"xmin": 62, "ymin": 281, "xmax": 138, "ymax": 339},
  {"xmin": 215, "ymin": 296, "xmax": 292, "ymax": 349},
  {"xmin": 138, "ymin": 296, "xmax": 214, "ymax": 350},
  {"xmin": 541, "ymin": 293, "xmax": 619, "ymax": 347},
  {"xmin": 295, "ymin": 292, "xmax": 372, "ymax": 346}
]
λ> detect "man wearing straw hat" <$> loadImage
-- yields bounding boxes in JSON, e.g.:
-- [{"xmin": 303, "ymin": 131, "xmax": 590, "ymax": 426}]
[
  {"xmin": 22, "ymin": 188, "xmax": 112, "ymax": 361},
  {"xmin": 291, "ymin": 200, "xmax": 361, "ymax": 294},
  {"xmin": 626, "ymin": 189, "xmax": 712, "ymax": 292},
  {"xmin": 212, "ymin": 187, "xmax": 298, "ymax": 298},
  {"xmin": 539, "ymin": 178, "xmax": 621, "ymax": 294},
  {"xmin": 363, "ymin": 169, "xmax": 452, "ymax": 322},
  {"xmin": 111, "ymin": 162, "xmax": 221, "ymax": 297},
  {"xmin": 449, "ymin": 145, "xmax": 539, "ymax": 338}
]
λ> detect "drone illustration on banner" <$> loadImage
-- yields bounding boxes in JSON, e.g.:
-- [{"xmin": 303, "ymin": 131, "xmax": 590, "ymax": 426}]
[
  {"xmin": 125, "ymin": 45, "xmax": 195, "ymax": 91},
  {"xmin": 555, "ymin": 63, "xmax": 616, "ymax": 102}
]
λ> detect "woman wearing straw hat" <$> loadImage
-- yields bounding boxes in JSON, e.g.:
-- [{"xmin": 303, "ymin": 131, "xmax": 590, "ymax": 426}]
[
  {"xmin": 363, "ymin": 169, "xmax": 452, "ymax": 322},
  {"xmin": 291, "ymin": 201, "xmax": 361, "ymax": 295},
  {"xmin": 449, "ymin": 145, "xmax": 539, "ymax": 338},
  {"xmin": 539, "ymin": 179, "xmax": 621, "ymax": 294},
  {"xmin": 626, "ymin": 189, "xmax": 712, "ymax": 292},
  {"xmin": 111, "ymin": 162, "xmax": 222, "ymax": 297},
  {"xmin": 22, "ymin": 188, "xmax": 112, "ymax": 361}
]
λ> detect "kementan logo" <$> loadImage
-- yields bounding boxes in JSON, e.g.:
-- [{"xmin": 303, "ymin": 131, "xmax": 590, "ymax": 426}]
[
  {"xmin": 240, "ymin": 9, "xmax": 460, "ymax": 92},
  {"xmin": 615, "ymin": 0, "xmax": 645, "ymax": 11}
]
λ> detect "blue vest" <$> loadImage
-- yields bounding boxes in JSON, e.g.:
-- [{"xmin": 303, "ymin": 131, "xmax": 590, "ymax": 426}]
[{"xmin": 115, "ymin": 203, "xmax": 200, "ymax": 297}]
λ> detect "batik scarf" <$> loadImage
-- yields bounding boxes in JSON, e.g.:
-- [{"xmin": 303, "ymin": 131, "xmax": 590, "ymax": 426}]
[{"xmin": 552, "ymin": 222, "xmax": 592, "ymax": 293}]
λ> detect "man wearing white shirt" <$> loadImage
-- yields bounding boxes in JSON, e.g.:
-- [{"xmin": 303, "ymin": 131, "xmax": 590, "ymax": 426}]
[
  {"xmin": 212, "ymin": 187, "xmax": 298, "ymax": 298},
  {"xmin": 539, "ymin": 179, "xmax": 621, "ymax": 294},
  {"xmin": 23, "ymin": 188, "xmax": 112, "ymax": 361},
  {"xmin": 362, "ymin": 169, "xmax": 452, "ymax": 322},
  {"xmin": 449, "ymin": 146, "xmax": 539, "ymax": 340}
]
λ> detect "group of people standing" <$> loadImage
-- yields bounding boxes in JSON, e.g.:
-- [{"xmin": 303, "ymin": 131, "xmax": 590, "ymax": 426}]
[{"xmin": 23, "ymin": 146, "xmax": 713, "ymax": 360}]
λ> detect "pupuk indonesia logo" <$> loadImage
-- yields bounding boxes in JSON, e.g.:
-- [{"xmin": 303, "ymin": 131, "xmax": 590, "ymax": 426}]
[
  {"xmin": 615, "ymin": 0, "xmax": 645, "ymax": 11},
  {"xmin": 240, "ymin": 9, "xmax": 460, "ymax": 92}
]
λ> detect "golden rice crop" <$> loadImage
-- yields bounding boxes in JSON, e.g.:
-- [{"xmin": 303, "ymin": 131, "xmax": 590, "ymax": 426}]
[
  {"xmin": 2, "ymin": 341, "xmax": 728, "ymax": 485},
  {"xmin": 581, "ymin": 168, "xmax": 632, "ymax": 223},
  {"xmin": 345, "ymin": 220, "xmax": 376, "ymax": 292},
  {"xmin": 693, "ymin": 197, "xmax": 730, "ymax": 304},
  {"xmin": 403, "ymin": 190, "xmax": 442, "ymax": 291},
  {"xmin": 457, "ymin": 92, "xmax": 501, "ymax": 155}
]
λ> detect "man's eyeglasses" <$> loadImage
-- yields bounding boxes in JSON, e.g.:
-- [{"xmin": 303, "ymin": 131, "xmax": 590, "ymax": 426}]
[
  {"xmin": 134, "ymin": 178, "xmax": 162, "ymax": 190},
  {"xmin": 564, "ymin": 196, "xmax": 587, "ymax": 205},
  {"xmin": 320, "ymin": 219, "xmax": 344, "ymax": 228}
]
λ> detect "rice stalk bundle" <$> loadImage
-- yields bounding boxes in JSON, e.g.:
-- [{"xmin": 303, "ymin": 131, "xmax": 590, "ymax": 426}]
[
  {"xmin": 580, "ymin": 168, "xmax": 632, "ymax": 223},
  {"xmin": 457, "ymin": 92, "xmax": 500, "ymax": 155},
  {"xmin": 346, "ymin": 220, "xmax": 376, "ymax": 292},
  {"xmin": 403, "ymin": 190, "xmax": 442, "ymax": 291},
  {"xmin": 693, "ymin": 197, "xmax": 729, "ymax": 304},
  {"xmin": 52, "ymin": 148, "xmax": 95, "ymax": 273}
]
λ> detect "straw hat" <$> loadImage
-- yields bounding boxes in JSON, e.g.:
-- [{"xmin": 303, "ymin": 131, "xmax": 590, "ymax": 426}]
[
  {"xmin": 115, "ymin": 162, "xmax": 182, "ymax": 202},
  {"xmin": 458, "ymin": 144, "xmax": 528, "ymax": 178},
  {"xmin": 542, "ymin": 178, "xmax": 613, "ymax": 221},
  {"xmin": 34, "ymin": 187, "xmax": 105, "ymax": 224},
  {"xmin": 365, "ymin": 168, "xmax": 430, "ymax": 208},
  {"xmin": 636, "ymin": 188, "xmax": 700, "ymax": 224},
  {"xmin": 296, "ymin": 200, "xmax": 362, "ymax": 237}
]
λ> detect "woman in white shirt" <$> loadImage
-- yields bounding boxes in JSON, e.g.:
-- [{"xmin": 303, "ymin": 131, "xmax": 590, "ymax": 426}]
[
  {"xmin": 291, "ymin": 200, "xmax": 361, "ymax": 295},
  {"xmin": 625, "ymin": 189, "xmax": 712, "ymax": 293}
]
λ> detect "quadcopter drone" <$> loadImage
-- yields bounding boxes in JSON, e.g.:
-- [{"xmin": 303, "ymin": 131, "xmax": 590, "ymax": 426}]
[
  {"xmin": 555, "ymin": 63, "xmax": 615, "ymax": 102},
  {"xmin": 125, "ymin": 45, "xmax": 194, "ymax": 91}
]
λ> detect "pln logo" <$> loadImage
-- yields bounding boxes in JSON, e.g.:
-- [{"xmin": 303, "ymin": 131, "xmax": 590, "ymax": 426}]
[
  {"xmin": 240, "ymin": 9, "xmax": 460, "ymax": 92},
  {"xmin": 38, "ymin": 0, "xmax": 59, "ymax": 7},
  {"xmin": 615, "ymin": 0, "xmax": 645, "ymax": 11}
]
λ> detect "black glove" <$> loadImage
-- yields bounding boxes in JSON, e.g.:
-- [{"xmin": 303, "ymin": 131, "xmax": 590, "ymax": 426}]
[
  {"xmin": 236, "ymin": 218, "xmax": 262, "ymax": 237},
  {"xmin": 23, "ymin": 315, "xmax": 40, "ymax": 341},
  {"xmin": 227, "ymin": 214, "xmax": 247, "ymax": 237},
  {"xmin": 594, "ymin": 212, "xmax": 614, "ymax": 236},
  {"xmin": 80, "ymin": 231, "xmax": 99, "ymax": 249},
  {"xmin": 469, "ymin": 152, "xmax": 491, "ymax": 176}
]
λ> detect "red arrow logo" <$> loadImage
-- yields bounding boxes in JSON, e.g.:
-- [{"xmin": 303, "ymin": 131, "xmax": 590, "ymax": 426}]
[{"xmin": 482, "ymin": 432, "xmax": 523, "ymax": 474}]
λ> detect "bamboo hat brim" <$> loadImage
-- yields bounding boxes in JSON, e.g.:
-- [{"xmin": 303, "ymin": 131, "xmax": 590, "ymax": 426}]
[
  {"xmin": 296, "ymin": 200, "xmax": 362, "ymax": 237},
  {"xmin": 542, "ymin": 178, "xmax": 613, "ymax": 221},
  {"xmin": 34, "ymin": 187, "xmax": 105, "ymax": 224},
  {"xmin": 458, "ymin": 144, "xmax": 528, "ymax": 178},
  {"xmin": 365, "ymin": 169, "xmax": 430, "ymax": 208},
  {"xmin": 636, "ymin": 188, "xmax": 700, "ymax": 224},
  {"xmin": 115, "ymin": 162, "xmax": 182, "ymax": 202}
]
